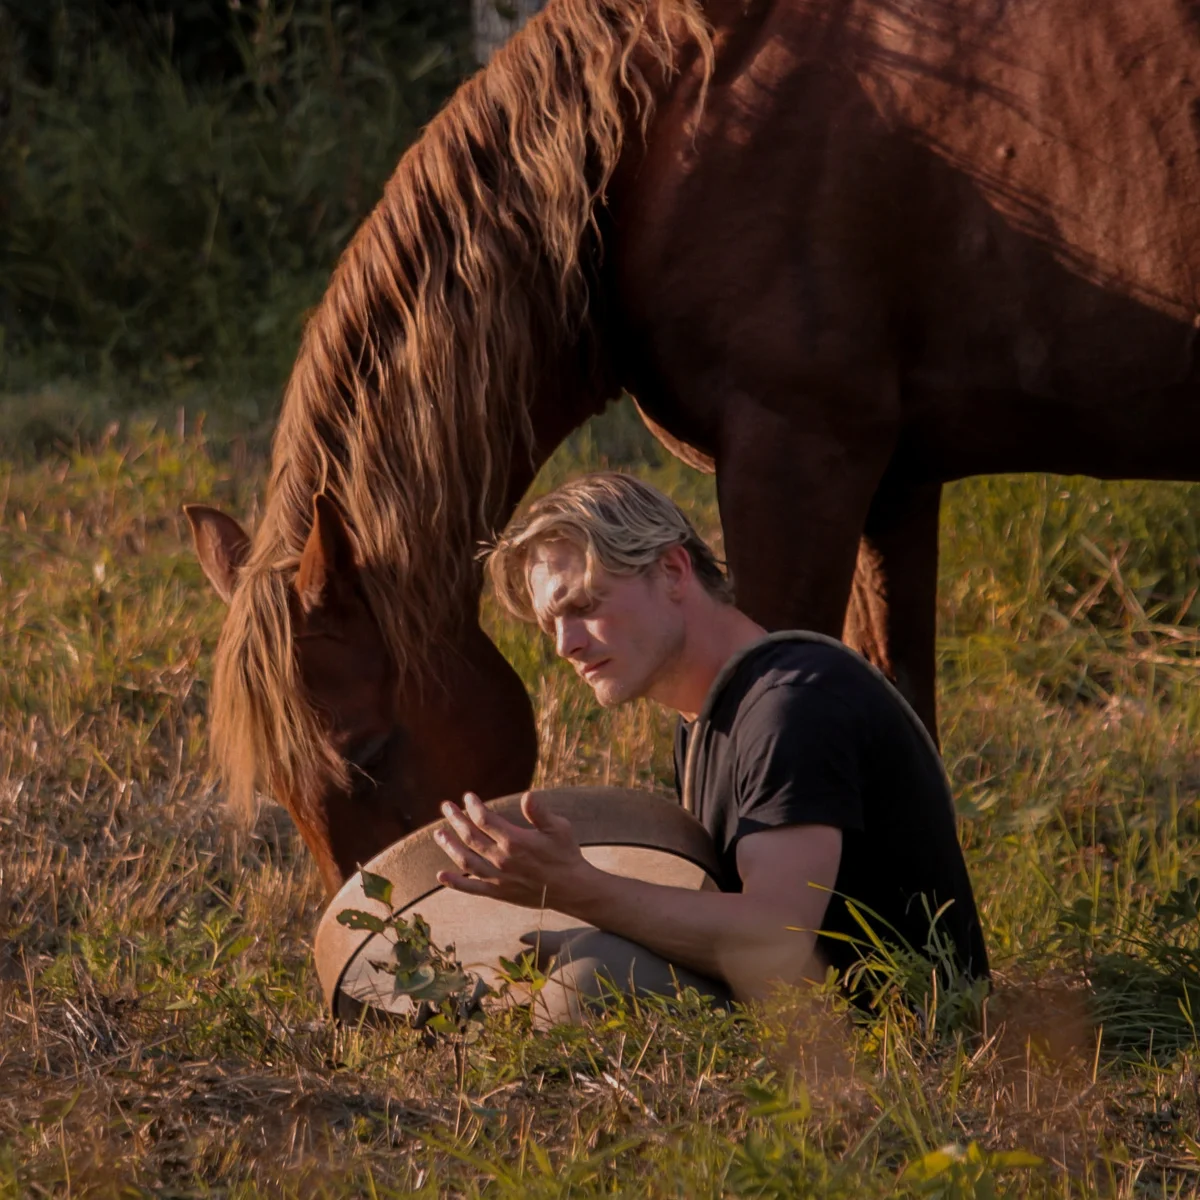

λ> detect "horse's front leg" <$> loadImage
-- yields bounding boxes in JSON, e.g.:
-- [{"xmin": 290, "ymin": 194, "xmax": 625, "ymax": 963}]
[
  {"xmin": 714, "ymin": 392, "xmax": 895, "ymax": 646},
  {"xmin": 843, "ymin": 482, "xmax": 943, "ymax": 739}
]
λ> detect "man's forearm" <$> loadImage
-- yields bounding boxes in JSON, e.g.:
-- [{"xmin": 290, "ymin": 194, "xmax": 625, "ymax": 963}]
[
  {"xmin": 561, "ymin": 864, "xmax": 821, "ymax": 1001},
  {"xmin": 430, "ymin": 793, "xmax": 837, "ymax": 1000}
]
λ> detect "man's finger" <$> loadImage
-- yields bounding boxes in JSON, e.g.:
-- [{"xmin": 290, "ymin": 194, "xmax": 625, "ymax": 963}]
[
  {"xmin": 463, "ymin": 792, "xmax": 519, "ymax": 851},
  {"xmin": 521, "ymin": 790, "xmax": 571, "ymax": 835},
  {"xmin": 437, "ymin": 869, "xmax": 501, "ymax": 898},
  {"xmin": 441, "ymin": 802, "xmax": 504, "ymax": 859},
  {"xmin": 434, "ymin": 826, "xmax": 500, "ymax": 879}
]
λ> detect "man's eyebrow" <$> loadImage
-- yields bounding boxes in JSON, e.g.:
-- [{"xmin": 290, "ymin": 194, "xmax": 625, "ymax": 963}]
[{"xmin": 534, "ymin": 583, "xmax": 592, "ymax": 628}]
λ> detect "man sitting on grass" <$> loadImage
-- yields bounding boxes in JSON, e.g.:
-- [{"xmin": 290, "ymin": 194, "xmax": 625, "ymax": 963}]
[{"xmin": 433, "ymin": 473, "xmax": 989, "ymax": 1023}]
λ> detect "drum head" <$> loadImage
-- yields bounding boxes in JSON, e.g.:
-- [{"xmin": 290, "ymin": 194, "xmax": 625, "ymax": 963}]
[{"xmin": 313, "ymin": 787, "xmax": 720, "ymax": 1020}]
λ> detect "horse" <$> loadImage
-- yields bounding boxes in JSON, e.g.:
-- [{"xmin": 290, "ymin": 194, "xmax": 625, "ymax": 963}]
[{"xmin": 186, "ymin": 0, "xmax": 1200, "ymax": 895}]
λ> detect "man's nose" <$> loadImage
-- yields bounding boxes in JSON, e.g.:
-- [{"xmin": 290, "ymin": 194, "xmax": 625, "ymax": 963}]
[{"xmin": 555, "ymin": 616, "xmax": 587, "ymax": 660}]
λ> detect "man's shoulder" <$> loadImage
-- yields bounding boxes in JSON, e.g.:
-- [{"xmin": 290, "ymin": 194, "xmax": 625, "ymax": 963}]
[{"xmin": 723, "ymin": 638, "xmax": 876, "ymax": 718}]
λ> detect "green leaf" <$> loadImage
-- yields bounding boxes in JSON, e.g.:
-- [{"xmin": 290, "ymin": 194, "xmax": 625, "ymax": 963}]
[
  {"xmin": 407, "ymin": 968, "xmax": 471, "ymax": 1003},
  {"xmin": 336, "ymin": 909, "xmax": 386, "ymax": 933},
  {"xmin": 899, "ymin": 1142, "xmax": 1041, "ymax": 1184},
  {"xmin": 391, "ymin": 965, "xmax": 438, "ymax": 994},
  {"xmin": 392, "ymin": 940, "xmax": 427, "ymax": 972},
  {"xmin": 424, "ymin": 1012, "xmax": 457, "ymax": 1035},
  {"xmin": 217, "ymin": 933, "xmax": 255, "ymax": 963},
  {"xmin": 986, "ymin": 1150, "xmax": 1043, "ymax": 1169},
  {"xmin": 37, "ymin": 1089, "xmax": 83, "ymax": 1126},
  {"xmin": 899, "ymin": 1147, "xmax": 961, "ymax": 1182},
  {"xmin": 360, "ymin": 870, "xmax": 393, "ymax": 907},
  {"xmin": 528, "ymin": 1139, "xmax": 554, "ymax": 1176}
]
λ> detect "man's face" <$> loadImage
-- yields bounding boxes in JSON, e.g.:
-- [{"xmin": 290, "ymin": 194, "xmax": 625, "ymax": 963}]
[{"xmin": 527, "ymin": 540, "xmax": 685, "ymax": 707}]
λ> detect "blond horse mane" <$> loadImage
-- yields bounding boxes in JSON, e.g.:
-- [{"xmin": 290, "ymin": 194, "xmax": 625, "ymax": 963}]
[{"xmin": 210, "ymin": 0, "xmax": 713, "ymax": 821}]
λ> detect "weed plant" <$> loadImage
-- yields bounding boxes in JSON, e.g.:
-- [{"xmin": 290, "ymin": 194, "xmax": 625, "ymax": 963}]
[{"xmin": 2, "ymin": 399, "xmax": 1200, "ymax": 1193}]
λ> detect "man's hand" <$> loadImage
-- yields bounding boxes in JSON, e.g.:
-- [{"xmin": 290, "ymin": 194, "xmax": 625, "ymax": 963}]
[{"xmin": 434, "ymin": 791, "xmax": 599, "ymax": 911}]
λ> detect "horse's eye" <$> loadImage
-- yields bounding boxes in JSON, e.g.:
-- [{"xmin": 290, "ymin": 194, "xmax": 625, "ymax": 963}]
[{"xmin": 348, "ymin": 731, "xmax": 392, "ymax": 775}]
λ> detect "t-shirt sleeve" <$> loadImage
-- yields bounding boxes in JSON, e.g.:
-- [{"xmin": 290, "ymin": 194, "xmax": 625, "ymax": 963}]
[
  {"xmin": 673, "ymin": 718, "xmax": 689, "ymax": 802},
  {"xmin": 732, "ymin": 682, "xmax": 865, "ymax": 842}
]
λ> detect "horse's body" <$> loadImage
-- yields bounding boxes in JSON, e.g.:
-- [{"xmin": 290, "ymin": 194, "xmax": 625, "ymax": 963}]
[
  {"xmin": 189, "ymin": 0, "xmax": 1200, "ymax": 893},
  {"xmin": 614, "ymin": 0, "xmax": 1200, "ymax": 723}
]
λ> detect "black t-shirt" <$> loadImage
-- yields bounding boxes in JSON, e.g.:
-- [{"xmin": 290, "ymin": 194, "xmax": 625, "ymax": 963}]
[{"xmin": 674, "ymin": 639, "xmax": 989, "ymax": 988}]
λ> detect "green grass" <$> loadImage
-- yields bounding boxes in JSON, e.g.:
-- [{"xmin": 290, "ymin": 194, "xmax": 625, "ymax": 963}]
[{"xmin": 3, "ymin": 400, "xmax": 1200, "ymax": 1195}]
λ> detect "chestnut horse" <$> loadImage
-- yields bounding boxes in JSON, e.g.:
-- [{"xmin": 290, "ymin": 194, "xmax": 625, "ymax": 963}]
[{"xmin": 188, "ymin": 0, "xmax": 1200, "ymax": 894}]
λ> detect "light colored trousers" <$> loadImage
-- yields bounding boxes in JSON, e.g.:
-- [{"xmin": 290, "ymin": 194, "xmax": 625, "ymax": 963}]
[{"xmin": 531, "ymin": 929, "xmax": 734, "ymax": 1028}]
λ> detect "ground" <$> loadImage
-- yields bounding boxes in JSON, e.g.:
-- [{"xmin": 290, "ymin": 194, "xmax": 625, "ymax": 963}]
[{"xmin": 2, "ymin": 395, "xmax": 1200, "ymax": 1197}]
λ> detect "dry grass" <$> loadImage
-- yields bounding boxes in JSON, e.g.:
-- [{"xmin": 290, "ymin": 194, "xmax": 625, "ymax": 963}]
[{"xmin": 3, "ymin": 399, "xmax": 1200, "ymax": 1195}]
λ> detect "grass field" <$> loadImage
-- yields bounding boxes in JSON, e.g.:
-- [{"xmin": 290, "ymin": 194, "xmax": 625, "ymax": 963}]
[{"xmin": 3, "ymin": 395, "xmax": 1200, "ymax": 1196}]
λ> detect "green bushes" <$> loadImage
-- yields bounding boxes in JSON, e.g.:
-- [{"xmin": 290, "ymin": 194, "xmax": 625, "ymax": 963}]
[{"xmin": 0, "ymin": 1, "xmax": 470, "ymax": 395}]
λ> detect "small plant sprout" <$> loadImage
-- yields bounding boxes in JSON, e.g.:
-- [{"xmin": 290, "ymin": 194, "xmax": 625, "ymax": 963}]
[{"xmin": 336, "ymin": 869, "xmax": 488, "ymax": 1038}]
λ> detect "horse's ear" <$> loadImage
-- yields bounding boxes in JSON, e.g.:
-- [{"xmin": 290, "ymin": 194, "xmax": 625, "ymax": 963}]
[
  {"xmin": 295, "ymin": 493, "xmax": 360, "ymax": 615},
  {"xmin": 184, "ymin": 504, "xmax": 251, "ymax": 605}
]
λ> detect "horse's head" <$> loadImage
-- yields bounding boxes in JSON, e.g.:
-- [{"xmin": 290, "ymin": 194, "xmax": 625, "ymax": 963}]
[{"xmin": 184, "ymin": 497, "xmax": 538, "ymax": 894}]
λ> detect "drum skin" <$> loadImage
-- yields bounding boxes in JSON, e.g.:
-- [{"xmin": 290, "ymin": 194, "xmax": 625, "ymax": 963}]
[{"xmin": 314, "ymin": 787, "xmax": 720, "ymax": 1020}]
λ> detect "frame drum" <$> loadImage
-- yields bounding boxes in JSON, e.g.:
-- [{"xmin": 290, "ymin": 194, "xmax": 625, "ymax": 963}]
[{"xmin": 314, "ymin": 787, "xmax": 720, "ymax": 1019}]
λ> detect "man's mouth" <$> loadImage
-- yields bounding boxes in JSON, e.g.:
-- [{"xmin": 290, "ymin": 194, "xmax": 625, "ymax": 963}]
[{"xmin": 580, "ymin": 659, "xmax": 610, "ymax": 679}]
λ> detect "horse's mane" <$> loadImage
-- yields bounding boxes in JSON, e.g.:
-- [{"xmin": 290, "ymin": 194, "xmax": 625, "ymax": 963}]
[{"xmin": 211, "ymin": 0, "xmax": 713, "ymax": 819}]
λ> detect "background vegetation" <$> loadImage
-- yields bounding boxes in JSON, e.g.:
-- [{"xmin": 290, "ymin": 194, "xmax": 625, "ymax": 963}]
[
  {"xmin": 0, "ymin": 0, "xmax": 469, "ymax": 402},
  {"xmin": 2, "ymin": 3, "xmax": 1200, "ymax": 1195}
]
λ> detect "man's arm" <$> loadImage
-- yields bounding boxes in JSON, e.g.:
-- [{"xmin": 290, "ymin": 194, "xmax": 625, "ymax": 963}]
[
  {"xmin": 567, "ymin": 822, "xmax": 842, "ymax": 998},
  {"xmin": 435, "ymin": 792, "xmax": 840, "ymax": 1001}
]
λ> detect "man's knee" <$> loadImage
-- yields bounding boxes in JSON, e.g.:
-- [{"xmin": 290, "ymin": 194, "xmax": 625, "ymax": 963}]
[
  {"xmin": 532, "ymin": 929, "xmax": 730, "ymax": 1029},
  {"xmin": 532, "ymin": 930, "xmax": 634, "ymax": 1027}
]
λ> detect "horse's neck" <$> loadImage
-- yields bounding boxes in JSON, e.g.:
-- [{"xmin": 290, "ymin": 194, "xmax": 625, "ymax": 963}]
[{"xmin": 500, "ymin": 366, "xmax": 614, "ymax": 518}]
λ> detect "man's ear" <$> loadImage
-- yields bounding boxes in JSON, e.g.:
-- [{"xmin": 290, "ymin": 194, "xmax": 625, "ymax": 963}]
[
  {"xmin": 659, "ymin": 543, "xmax": 694, "ymax": 598},
  {"xmin": 294, "ymin": 493, "xmax": 362, "ymax": 615},
  {"xmin": 184, "ymin": 504, "xmax": 251, "ymax": 605}
]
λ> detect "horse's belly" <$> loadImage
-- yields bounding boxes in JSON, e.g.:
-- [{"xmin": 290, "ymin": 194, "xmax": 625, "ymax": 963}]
[{"xmin": 899, "ymin": 374, "xmax": 1200, "ymax": 482}]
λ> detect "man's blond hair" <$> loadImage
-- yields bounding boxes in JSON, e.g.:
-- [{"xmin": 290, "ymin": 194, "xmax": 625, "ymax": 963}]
[{"xmin": 487, "ymin": 472, "xmax": 733, "ymax": 621}]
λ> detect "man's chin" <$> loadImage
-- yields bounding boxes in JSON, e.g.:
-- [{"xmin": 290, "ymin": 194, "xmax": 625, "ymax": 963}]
[
  {"xmin": 588, "ymin": 677, "xmax": 637, "ymax": 708},
  {"xmin": 590, "ymin": 684, "xmax": 622, "ymax": 708}
]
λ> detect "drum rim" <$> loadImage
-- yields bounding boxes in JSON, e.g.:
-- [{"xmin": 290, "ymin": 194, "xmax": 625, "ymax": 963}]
[{"xmin": 314, "ymin": 786, "xmax": 719, "ymax": 1015}]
